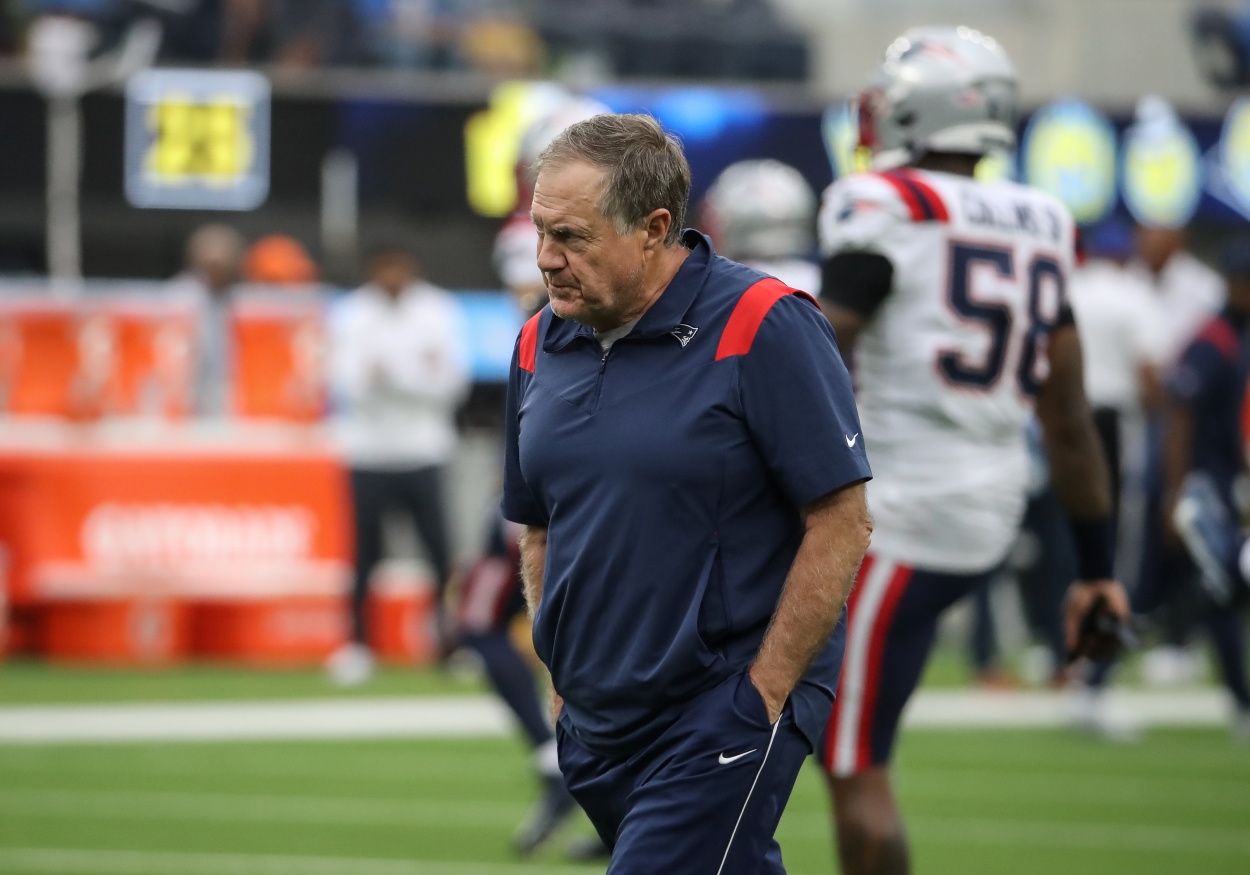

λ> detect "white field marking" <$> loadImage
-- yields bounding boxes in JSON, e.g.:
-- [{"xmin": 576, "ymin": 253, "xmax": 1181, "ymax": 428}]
[
  {"xmin": 774, "ymin": 813, "xmax": 1250, "ymax": 854},
  {"xmin": 905, "ymin": 815, "xmax": 1250, "ymax": 855},
  {"xmin": 0, "ymin": 696, "xmax": 513, "ymax": 744},
  {"xmin": 900, "ymin": 688, "xmax": 1234, "ymax": 728},
  {"xmin": 0, "ymin": 688, "xmax": 1234, "ymax": 745},
  {"xmin": 0, "ymin": 848, "xmax": 605, "ymax": 875},
  {"xmin": 0, "ymin": 788, "xmax": 524, "ymax": 829}
]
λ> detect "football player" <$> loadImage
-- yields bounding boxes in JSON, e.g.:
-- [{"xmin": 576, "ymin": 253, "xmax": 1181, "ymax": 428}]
[
  {"xmin": 700, "ymin": 158, "xmax": 820, "ymax": 295},
  {"xmin": 816, "ymin": 27, "xmax": 1131, "ymax": 875}
]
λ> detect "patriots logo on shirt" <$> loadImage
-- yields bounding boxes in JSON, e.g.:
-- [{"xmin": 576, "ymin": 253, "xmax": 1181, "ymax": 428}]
[
  {"xmin": 838, "ymin": 199, "xmax": 883, "ymax": 222},
  {"xmin": 671, "ymin": 324, "xmax": 699, "ymax": 347}
]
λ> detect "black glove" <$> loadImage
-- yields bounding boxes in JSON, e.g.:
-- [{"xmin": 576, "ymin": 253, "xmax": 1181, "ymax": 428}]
[{"xmin": 1068, "ymin": 594, "xmax": 1137, "ymax": 663}]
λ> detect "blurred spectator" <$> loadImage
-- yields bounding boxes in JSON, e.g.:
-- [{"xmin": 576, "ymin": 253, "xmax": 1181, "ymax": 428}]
[
  {"xmin": 1070, "ymin": 218, "xmax": 1168, "ymax": 517},
  {"xmin": 169, "ymin": 224, "xmax": 247, "ymax": 417},
  {"xmin": 535, "ymin": 0, "xmax": 808, "ymax": 81},
  {"xmin": 1130, "ymin": 225, "xmax": 1225, "ymax": 367},
  {"xmin": 457, "ymin": 15, "xmax": 543, "ymax": 76},
  {"xmin": 242, "ymin": 235, "xmax": 319, "ymax": 285},
  {"xmin": 29, "ymin": 0, "xmax": 270, "ymax": 64},
  {"xmin": 367, "ymin": 0, "xmax": 537, "ymax": 72},
  {"xmin": 1124, "ymin": 225, "xmax": 1227, "ymax": 685},
  {"xmin": 271, "ymin": 0, "xmax": 364, "ymax": 67},
  {"xmin": 325, "ymin": 244, "xmax": 470, "ymax": 686}
]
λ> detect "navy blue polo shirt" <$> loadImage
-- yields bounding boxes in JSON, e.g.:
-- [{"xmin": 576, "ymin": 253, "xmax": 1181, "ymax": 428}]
[
  {"xmin": 1169, "ymin": 308, "xmax": 1249, "ymax": 508},
  {"xmin": 502, "ymin": 230, "xmax": 871, "ymax": 758}
]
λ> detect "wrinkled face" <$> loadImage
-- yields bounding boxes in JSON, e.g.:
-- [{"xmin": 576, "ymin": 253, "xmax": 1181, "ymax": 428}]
[{"xmin": 531, "ymin": 160, "xmax": 648, "ymax": 330}]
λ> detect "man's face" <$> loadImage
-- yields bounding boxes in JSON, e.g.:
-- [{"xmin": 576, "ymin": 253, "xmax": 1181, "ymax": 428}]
[
  {"xmin": 370, "ymin": 254, "xmax": 415, "ymax": 298},
  {"xmin": 1136, "ymin": 226, "xmax": 1185, "ymax": 275},
  {"xmin": 531, "ymin": 160, "xmax": 648, "ymax": 330}
]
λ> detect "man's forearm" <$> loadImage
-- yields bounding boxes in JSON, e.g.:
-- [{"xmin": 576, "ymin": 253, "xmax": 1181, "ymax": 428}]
[
  {"xmin": 750, "ymin": 482, "xmax": 872, "ymax": 721},
  {"xmin": 519, "ymin": 525, "xmax": 548, "ymax": 619}
]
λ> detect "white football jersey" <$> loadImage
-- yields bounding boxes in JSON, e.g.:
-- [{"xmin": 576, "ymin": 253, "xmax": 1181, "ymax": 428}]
[{"xmin": 819, "ymin": 168, "xmax": 1077, "ymax": 573}]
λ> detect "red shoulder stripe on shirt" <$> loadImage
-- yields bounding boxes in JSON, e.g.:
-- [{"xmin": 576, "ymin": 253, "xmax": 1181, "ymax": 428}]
[
  {"xmin": 877, "ymin": 170, "xmax": 949, "ymax": 223},
  {"xmin": 714, "ymin": 278, "xmax": 820, "ymax": 361},
  {"xmin": 518, "ymin": 312, "xmax": 540, "ymax": 373},
  {"xmin": 896, "ymin": 169, "xmax": 950, "ymax": 222},
  {"xmin": 1197, "ymin": 316, "xmax": 1239, "ymax": 363},
  {"xmin": 875, "ymin": 172, "xmax": 927, "ymax": 222}
]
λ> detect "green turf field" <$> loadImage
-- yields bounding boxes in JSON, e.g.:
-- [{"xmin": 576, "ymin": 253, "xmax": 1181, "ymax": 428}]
[{"xmin": 1, "ymin": 662, "xmax": 1247, "ymax": 875}]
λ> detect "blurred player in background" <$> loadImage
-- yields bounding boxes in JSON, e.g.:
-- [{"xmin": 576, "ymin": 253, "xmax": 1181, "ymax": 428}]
[
  {"xmin": 492, "ymin": 94, "xmax": 612, "ymax": 317},
  {"xmin": 456, "ymin": 95, "xmax": 610, "ymax": 859},
  {"xmin": 326, "ymin": 244, "xmax": 470, "ymax": 686},
  {"xmin": 1162, "ymin": 240, "xmax": 1250, "ymax": 739},
  {"xmin": 1125, "ymin": 223, "xmax": 1227, "ymax": 685},
  {"xmin": 170, "ymin": 224, "xmax": 246, "ymax": 417},
  {"xmin": 817, "ymin": 27, "xmax": 1130, "ymax": 875},
  {"xmin": 700, "ymin": 159, "xmax": 820, "ymax": 296}
]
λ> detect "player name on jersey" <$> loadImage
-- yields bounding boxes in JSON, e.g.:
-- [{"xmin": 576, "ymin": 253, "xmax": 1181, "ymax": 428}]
[{"xmin": 960, "ymin": 189, "xmax": 1067, "ymax": 244}]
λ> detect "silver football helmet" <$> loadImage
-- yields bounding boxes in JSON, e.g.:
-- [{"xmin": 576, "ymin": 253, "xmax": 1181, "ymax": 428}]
[
  {"xmin": 518, "ymin": 95, "xmax": 612, "ymax": 171},
  {"xmin": 702, "ymin": 160, "xmax": 816, "ymax": 261},
  {"xmin": 859, "ymin": 26, "xmax": 1018, "ymax": 170}
]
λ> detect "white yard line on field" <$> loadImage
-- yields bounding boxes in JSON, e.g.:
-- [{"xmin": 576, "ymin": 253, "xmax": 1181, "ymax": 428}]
[
  {"xmin": 0, "ymin": 848, "xmax": 605, "ymax": 875},
  {"xmin": 0, "ymin": 689, "xmax": 1234, "ymax": 744},
  {"xmin": 0, "ymin": 696, "xmax": 514, "ymax": 744}
]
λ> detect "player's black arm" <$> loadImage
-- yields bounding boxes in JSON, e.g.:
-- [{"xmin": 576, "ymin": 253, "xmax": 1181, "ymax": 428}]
[
  {"xmin": 750, "ymin": 482, "xmax": 872, "ymax": 723},
  {"xmin": 1034, "ymin": 324, "xmax": 1130, "ymax": 650},
  {"xmin": 820, "ymin": 251, "xmax": 894, "ymax": 356}
]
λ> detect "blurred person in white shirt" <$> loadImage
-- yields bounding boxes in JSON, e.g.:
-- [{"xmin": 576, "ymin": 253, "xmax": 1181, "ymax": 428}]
[
  {"xmin": 1084, "ymin": 225, "xmax": 1227, "ymax": 702},
  {"xmin": 169, "ymin": 224, "xmax": 247, "ymax": 418},
  {"xmin": 1070, "ymin": 218, "xmax": 1168, "ymax": 514},
  {"xmin": 326, "ymin": 244, "xmax": 471, "ymax": 686},
  {"xmin": 1130, "ymin": 225, "xmax": 1225, "ymax": 367}
]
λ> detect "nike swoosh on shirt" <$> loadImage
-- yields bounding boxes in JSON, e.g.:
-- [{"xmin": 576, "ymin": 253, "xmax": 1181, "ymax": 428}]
[
  {"xmin": 845, "ymin": 433, "xmax": 859, "ymax": 447},
  {"xmin": 718, "ymin": 749, "xmax": 757, "ymax": 765}
]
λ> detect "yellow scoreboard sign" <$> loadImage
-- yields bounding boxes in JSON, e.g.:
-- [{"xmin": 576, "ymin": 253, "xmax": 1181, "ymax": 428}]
[{"xmin": 125, "ymin": 70, "xmax": 270, "ymax": 211}]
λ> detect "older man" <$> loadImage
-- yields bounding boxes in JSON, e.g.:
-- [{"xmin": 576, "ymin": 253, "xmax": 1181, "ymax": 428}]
[{"xmin": 501, "ymin": 113, "xmax": 872, "ymax": 873}]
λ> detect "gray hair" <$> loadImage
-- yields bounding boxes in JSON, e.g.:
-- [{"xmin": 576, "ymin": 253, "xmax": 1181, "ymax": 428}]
[{"xmin": 534, "ymin": 113, "xmax": 691, "ymax": 247}]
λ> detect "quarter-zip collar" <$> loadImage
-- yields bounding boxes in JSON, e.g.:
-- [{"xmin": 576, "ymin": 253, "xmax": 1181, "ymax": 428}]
[{"xmin": 542, "ymin": 229, "xmax": 713, "ymax": 353}]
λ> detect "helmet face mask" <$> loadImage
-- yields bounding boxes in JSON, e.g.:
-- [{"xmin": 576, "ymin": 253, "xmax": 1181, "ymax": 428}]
[{"xmin": 858, "ymin": 26, "xmax": 1019, "ymax": 171}]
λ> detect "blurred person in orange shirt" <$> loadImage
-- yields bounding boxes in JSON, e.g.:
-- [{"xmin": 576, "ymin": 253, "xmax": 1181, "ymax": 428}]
[
  {"xmin": 326, "ymin": 243, "xmax": 470, "ymax": 686},
  {"xmin": 169, "ymin": 224, "xmax": 247, "ymax": 417}
]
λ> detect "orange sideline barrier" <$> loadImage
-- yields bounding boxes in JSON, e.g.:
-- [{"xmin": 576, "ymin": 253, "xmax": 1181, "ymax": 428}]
[
  {"xmin": 0, "ymin": 295, "xmax": 196, "ymax": 419},
  {"xmin": 0, "ymin": 423, "xmax": 357, "ymax": 665},
  {"xmin": 232, "ymin": 291, "xmax": 327, "ymax": 421},
  {"xmin": 41, "ymin": 596, "xmax": 190, "ymax": 665}
]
